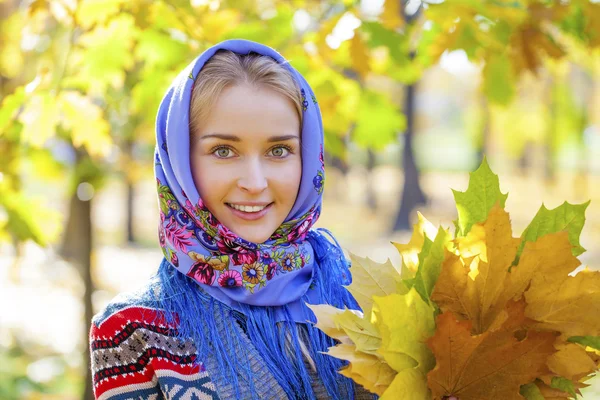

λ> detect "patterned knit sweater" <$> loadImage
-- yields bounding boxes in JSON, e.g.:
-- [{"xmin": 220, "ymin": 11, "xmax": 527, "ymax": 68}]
[{"xmin": 89, "ymin": 279, "xmax": 375, "ymax": 400}]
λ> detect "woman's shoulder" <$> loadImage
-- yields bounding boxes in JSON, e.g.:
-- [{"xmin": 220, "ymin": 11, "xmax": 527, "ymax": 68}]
[
  {"xmin": 91, "ymin": 278, "xmax": 165, "ymax": 331},
  {"xmin": 89, "ymin": 278, "xmax": 212, "ymax": 399}
]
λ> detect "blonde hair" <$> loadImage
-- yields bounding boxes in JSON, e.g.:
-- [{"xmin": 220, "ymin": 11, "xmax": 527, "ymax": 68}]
[{"xmin": 189, "ymin": 50, "xmax": 303, "ymax": 136}]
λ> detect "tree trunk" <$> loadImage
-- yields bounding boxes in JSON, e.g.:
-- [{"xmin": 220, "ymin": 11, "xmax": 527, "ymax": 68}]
[
  {"xmin": 329, "ymin": 155, "xmax": 349, "ymax": 175},
  {"xmin": 392, "ymin": 1, "xmax": 427, "ymax": 231},
  {"xmin": 393, "ymin": 81, "xmax": 427, "ymax": 231},
  {"xmin": 59, "ymin": 152, "xmax": 96, "ymax": 400},
  {"xmin": 126, "ymin": 180, "xmax": 135, "ymax": 243},
  {"xmin": 123, "ymin": 139, "xmax": 136, "ymax": 243},
  {"xmin": 517, "ymin": 141, "xmax": 533, "ymax": 175}
]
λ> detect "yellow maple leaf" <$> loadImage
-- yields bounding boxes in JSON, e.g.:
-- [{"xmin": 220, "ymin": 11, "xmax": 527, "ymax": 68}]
[
  {"xmin": 433, "ymin": 204, "xmax": 520, "ymax": 333},
  {"xmin": 350, "ymin": 33, "xmax": 370, "ymax": 80},
  {"xmin": 585, "ymin": 3, "xmax": 600, "ymax": 47},
  {"xmin": 546, "ymin": 343, "xmax": 597, "ymax": 382},
  {"xmin": 305, "ymin": 303, "xmax": 353, "ymax": 345},
  {"xmin": 346, "ymin": 254, "xmax": 400, "ymax": 316},
  {"xmin": 392, "ymin": 212, "xmax": 439, "ymax": 277},
  {"xmin": 327, "ymin": 343, "xmax": 396, "ymax": 396},
  {"xmin": 372, "ymin": 288, "xmax": 436, "ymax": 374},
  {"xmin": 58, "ymin": 91, "xmax": 112, "ymax": 158},
  {"xmin": 380, "ymin": 0, "xmax": 404, "ymax": 31},
  {"xmin": 431, "ymin": 251, "xmax": 479, "ymax": 323},
  {"xmin": 458, "ymin": 205, "xmax": 521, "ymax": 332},
  {"xmin": 312, "ymin": 158, "xmax": 599, "ymax": 398},
  {"xmin": 525, "ymin": 268, "xmax": 600, "ymax": 338},
  {"xmin": 316, "ymin": 13, "xmax": 343, "ymax": 60},
  {"xmin": 500, "ymin": 231, "xmax": 580, "ymax": 309},
  {"xmin": 379, "ymin": 367, "xmax": 429, "ymax": 400},
  {"xmin": 427, "ymin": 311, "xmax": 557, "ymax": 400},
  {"xmin": 334, "ymin": 309, "xmax": 381, "ymax": 355}
]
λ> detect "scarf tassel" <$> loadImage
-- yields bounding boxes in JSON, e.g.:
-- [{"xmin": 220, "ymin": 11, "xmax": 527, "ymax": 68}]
[{"xmin": 148, "ymin": 229, "xmax": 365, "ymax": 399}]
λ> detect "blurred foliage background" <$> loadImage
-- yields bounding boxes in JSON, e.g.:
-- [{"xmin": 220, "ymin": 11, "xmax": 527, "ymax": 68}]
[{"xmin": 1, "ymin": 0, "xmax": 600, "ymax": 398}]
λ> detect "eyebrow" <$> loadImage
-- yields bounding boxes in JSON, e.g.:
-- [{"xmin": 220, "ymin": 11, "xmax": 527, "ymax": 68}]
[{"xmin": 199, "ymin": 133, "xmax": 299, "ymax": 142}]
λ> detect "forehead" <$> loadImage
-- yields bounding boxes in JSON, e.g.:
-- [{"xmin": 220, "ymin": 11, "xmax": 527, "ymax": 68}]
[{"xmin": 199, "ymin": 84, "xmax": 300, "ymax": 139}]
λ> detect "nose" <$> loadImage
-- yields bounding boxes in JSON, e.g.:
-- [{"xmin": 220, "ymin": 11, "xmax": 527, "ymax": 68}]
[{"xmin": 237, "ymin": 157, "xmax": 268, "ymax": 194}]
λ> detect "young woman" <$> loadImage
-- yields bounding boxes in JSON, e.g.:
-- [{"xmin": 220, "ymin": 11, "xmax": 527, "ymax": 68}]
[{"xmin": 89, "ymin": 39, "xmax": 374, "ymax": 400}]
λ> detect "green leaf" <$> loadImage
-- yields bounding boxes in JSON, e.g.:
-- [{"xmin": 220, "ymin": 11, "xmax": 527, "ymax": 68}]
[
  {"xmin": 225, "ymin": 4, "xmax": 294, "ymax": 49},
  {"xmin": 0, "ymin": 182, "xmax": 61, "ymax": 246},
  {"xmin": 550, "ymin": 376, "xmax": 577, "ymax": 398},
  {"xmin": 323, "ymin": 129, "xmax": 347, "ymax": 160},
  {"xmin": 27, "ymin": 148, "xmax": 65, "ymax": 180},
  {"xmin": 361, "ymin": 21, "xmax": 407, "ymax": 64},
  {"xmin": 517, "ymin": 201, "xmax": 589, "ymax": 262},
  {"xmin": 222, "ymin": 21, "xmax": 271, "ymax": 44},
  {"xmin": 135, "ymin": 29, "xmax": 189, "ymax": 70},
  {"xmin": 353, "ymin": 90, "xmax": 406, "ymax": 151},
  {"xmin": 131, "ymin": 69, "xmax": 176, "ymax": 119},
  {"xmin": 519, "ymin": 382, "xmax": 545, "ymax": 400},
  {"xmin": 77, "ymin": 0, "xmax": 124, "ymax": 29},
  {"xmin": 76, "ymin": 14, "xmax": 138, "ymax": 92},
  {"xmin": 452, "ymin": 157, "xmax": 508, "ymax": 237},
  {"xmin": 483, "ymin": 54, "xmax": 515, "ymax": 105},
  {"xmin": 411, "ymin": 227, "xmax": 451, "ymax": 304},
  {"xmin": 0, "ymin": 86, "xmax": 26, "ymax": 135},
  {"xmin": 567, "ymin": 336, "xmax": 600, "ymax": 350}
]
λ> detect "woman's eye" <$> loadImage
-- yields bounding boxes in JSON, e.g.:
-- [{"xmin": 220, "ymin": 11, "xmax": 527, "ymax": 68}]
[
  {"xmin": 213, "ymin": 147, "xmax": 233, "ymax": 158},
  {"xmin": 269, "ymin": 146, "xmax": 290, "ymax": 157}
]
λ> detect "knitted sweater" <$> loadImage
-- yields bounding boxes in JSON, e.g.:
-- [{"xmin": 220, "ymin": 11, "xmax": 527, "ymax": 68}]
[{"xmin": 89, "ymin": 278, "xmax": 375, "ymax": 400}]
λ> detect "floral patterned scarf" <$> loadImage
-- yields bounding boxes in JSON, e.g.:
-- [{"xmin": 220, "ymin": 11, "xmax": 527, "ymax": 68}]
[{"xmin": 154, "ymin": 39, "xmax": 327, "ymax": 310}]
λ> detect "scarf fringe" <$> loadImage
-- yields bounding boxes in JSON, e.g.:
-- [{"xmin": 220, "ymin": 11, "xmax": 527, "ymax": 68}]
[{"xmin": 147, "ymin": 228, "xmax": 362, "ymax": 399}]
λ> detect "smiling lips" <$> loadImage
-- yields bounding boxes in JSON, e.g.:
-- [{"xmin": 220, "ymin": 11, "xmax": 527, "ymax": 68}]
[
  {"xmin": 226, "ymin": 202, "xmax": 273, "ymax": 221},
  {"xmin": 227, "ymin": 203, "xmax": 269, "ymax": 212}
]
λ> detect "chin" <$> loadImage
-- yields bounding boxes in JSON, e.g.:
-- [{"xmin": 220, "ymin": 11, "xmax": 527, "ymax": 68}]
[{"xmin": 233, "ymin": 228, "xmax": 272, "ymax": 244}]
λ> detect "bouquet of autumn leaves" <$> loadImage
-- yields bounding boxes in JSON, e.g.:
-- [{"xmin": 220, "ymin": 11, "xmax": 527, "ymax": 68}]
[{"xmin": 308, "ymin": 160, "xmax": 599, "ymax": 400}]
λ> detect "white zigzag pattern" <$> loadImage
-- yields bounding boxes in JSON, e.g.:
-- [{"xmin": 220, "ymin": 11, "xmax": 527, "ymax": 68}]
[{"xmin": 162, "ymin": 383, "xmax": 215, "ymax": 400}]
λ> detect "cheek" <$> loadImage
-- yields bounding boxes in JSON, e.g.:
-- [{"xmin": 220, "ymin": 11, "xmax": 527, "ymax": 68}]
[
  {"xmin": 274, "ymin": 159, "xmax": 302, "ymax": 203},
  {"xmin": 191, "ymin": 155, "xmax": 228, "ymax": 203}
]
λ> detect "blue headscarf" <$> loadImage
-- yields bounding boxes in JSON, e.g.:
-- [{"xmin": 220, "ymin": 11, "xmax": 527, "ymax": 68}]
[
  {"xmin": 152, "ymin": 39, "xmax": 362, "ymax": 399},
  {"xmin": 155, "ymin": 39, "xmax": 326, "ymax": 310}
]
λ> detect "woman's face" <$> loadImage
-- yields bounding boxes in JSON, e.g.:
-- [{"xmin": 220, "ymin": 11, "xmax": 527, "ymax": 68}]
[{"xmin": 190, "ymin": 84, "xmax": 302, "ymax": 244}]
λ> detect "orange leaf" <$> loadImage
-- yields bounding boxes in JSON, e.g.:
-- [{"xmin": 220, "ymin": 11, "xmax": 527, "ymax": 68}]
[
  {"xmin": 585, "ymin": 3, "xmax": 600, "ymax": 47},
  {"xmin": 381, "ymin": 0, "xmax": 404, "ymax": 30},
  {"xmin": 432, "ymin": 205, "xmax": 520, "ymax": 333},
  {"xmin": 350, "ymin": 33, "xmax": 370, "ymax": 80},
  {"xmin": 431, "ymin": 251, "xmax": 479, "ymax": 323},
  {"xmin": 427, "ymin": 312, "xmax": 557, "ymax": 400}
]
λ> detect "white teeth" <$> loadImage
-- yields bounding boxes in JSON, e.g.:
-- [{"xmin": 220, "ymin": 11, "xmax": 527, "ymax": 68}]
[{"xmin": 229, "ymin": 204, "xmax": 267, "ymax": 213}]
